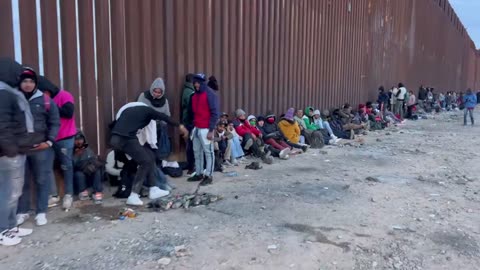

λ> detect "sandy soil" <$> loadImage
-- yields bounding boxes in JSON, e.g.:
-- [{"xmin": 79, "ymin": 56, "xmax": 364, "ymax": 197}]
[{"xmin": 1, "ymin": 111, "xmax": 480, "ymax": 270}]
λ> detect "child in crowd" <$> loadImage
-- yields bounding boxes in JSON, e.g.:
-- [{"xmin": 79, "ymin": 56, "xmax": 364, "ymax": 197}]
[
  {"xmin": 226, "ymin": 121, "xmax": 246, "ymax": 164},
  {"xmin": 213, "ymin": 121, "xmax": 233, "ymax": 171},
  {"xmin": 73, "ymin": 131, "xmax": 104, "ymax": 204}
]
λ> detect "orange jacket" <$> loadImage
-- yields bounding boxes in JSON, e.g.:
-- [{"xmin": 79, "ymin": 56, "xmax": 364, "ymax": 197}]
[{"xmin": 278, "ymin": 119, "xmax": 301, "ymax": 144}]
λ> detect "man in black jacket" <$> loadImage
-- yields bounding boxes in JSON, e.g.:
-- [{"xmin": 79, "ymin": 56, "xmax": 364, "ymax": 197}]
[
  {"xmin": 16, "ymin": 68, "xmax": 60, "ymax": 227},
  {"xmin": 110, "ymin": 103, "xmax": 187, "ymax": 206},
  {"xmin": 0, "ymin": 59, "xmax": 35, "ymax": 246}
]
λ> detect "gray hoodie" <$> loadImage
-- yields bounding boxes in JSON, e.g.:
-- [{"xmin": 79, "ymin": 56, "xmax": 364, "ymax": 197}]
[{"xmin": 137, "ymin": 78, "xmax": 171, "ymax": 116}]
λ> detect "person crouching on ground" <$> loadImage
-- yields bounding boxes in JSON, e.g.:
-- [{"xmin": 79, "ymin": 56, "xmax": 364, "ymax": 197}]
[
  {"xmin": 110, "ymin": 102, "xmax": 187, "ymax": 206},
  {"xmin": 233, "ymin": 109, "xmax": 273, "ymax": 164},
  {"xmin": 463, "ymin": 89, "xmax": 477, "ymax": 126},
  {"xmin": 74, "ymin": 131, "xmax": 104, "ymax": 204}
]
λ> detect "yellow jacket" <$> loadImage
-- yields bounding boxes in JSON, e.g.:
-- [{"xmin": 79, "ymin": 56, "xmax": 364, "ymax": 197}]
[{"xmin": 278, "ymin": 119, "xmax": 301, "ymax": 144}]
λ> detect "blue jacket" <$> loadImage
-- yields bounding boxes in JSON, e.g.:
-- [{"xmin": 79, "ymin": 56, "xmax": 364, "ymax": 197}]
[{"xmin": 463, "ymin": 93, "xmax": 477, "ymax": 109}]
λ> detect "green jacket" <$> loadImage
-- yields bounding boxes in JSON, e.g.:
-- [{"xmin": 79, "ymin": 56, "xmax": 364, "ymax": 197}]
[
  {"xmin": 302, "ymin": 106, "xmax": 318, "ymax": 131},
  {"xmin": 181, "ymin": 82, "xmax": 195, "ymax": 125}
]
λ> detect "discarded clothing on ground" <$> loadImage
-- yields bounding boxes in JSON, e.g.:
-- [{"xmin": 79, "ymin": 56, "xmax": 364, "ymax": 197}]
[{"xmin": 147, "ymin": 193, "xmax": 222, "ymax": 211}]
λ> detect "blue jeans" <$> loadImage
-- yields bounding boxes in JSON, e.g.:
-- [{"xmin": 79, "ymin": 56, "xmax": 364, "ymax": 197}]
[
  {"xmin": 322, "ymin": 121, "xmax": 335, "ymax": 137},
  {"xmin": 192, "ymin": 128, "xmax": 214, "ymax": 177},
  {"xmin": 230, "ymin": 136, "xmax": 245, "ymax": 159},
  {"xmin": 464, "ymin": 108, "xmax": 474, "ymax": 125},
  {"xmin": 0, "ymin": 155, "xmax": 26, "ymax": 231},
  {"xmin": 18, "ymin": 148, "xmax": 53, "ymax": 215},
  {"xmin": 75, "ymin": 170, "xmax": 103, "ymax": 193},
  {"xmin": 49, "ymin": 137, "xmax": 75, "ymax": 195}
]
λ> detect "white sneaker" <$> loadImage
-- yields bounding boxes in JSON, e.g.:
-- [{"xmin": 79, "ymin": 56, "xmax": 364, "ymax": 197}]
[
  {"xmin": 8, "ymin": 226, "xmax": 33, "ymax": 237},
  {"xmin": 279, "ymin": 148, "xmax": 291, "ymax": 160},
  {"xmin": 231, "ymin": 159, "xmax": 239, "ymax": 166},
  {"xmin": 62, "ymin": 194, "xmax": 73, "ymax": 210},
  {"xmin": 126, "ymin": 192, "xmax": 144, "ymax": 206},
  {"xmin": 148, "ymin": 187, "xmax": 170, "ymax": 200},
  {"xmin": 48, "ymin": 196, "xmax": 60, "ymax": 208},
  {"xmin": 16, "ymin": 213, "xmax": 30, "ymax": 225},
  {"xmin": 0, "ymin": 230, "xmax": 21, "ymax": 246},
  {"xmin": 35, "ymin": 213, "xmax": 47, "ymax": 226}
]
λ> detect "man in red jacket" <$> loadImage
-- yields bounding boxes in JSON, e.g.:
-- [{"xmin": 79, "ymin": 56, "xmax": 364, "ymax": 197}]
[
  {"xmin": 233, "ymin": 109, "xmax": 273, "ymax": 164},
  {"xmin": 187, "ymin": 73, "xmax": 219, "ymax": 186}
]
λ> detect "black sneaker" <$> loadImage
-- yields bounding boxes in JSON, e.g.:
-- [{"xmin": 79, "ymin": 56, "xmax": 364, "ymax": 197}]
[
  {"xmin": 301, "ymin": 145, "xmax": 308, "ymax": 153},
  {"xmin": 187, "ymin": 174, "xmax": 204, "ymax": 182},
  {"xmin": 200, "ymin": 176, "xmax": 213, "ymax": 186}
]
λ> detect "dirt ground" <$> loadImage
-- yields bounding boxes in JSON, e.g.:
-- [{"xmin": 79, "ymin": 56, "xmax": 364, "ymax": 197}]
[{"xmin": 1, "ymin": 110, "xmax": 480, "ymax": 270}]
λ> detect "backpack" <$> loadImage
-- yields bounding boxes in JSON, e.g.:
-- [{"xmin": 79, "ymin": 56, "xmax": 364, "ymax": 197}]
[{"xmin": 155, "ymin": 124, "xmax": 172, "ymax": 161}]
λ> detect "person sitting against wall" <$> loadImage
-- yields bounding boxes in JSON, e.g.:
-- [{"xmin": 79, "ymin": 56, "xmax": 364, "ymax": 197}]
[
  {"xmin": 73, "ymin": 131, "xmax": 104, "ymax": 204},
  {"xmin": 213, "ymin": 121, "xmax": 233, "ymax": 172},
  {"xmin": 233, "ymin": 109, "xmax": 273, "ymax": 164},
  {"xmin": 257, "ymin": 113, "xmax": 291, "ymax": 159},
  {"xmin": 278, "ymin": 108, "xmax": 308, "ymax": 153},
  {"xmin": 313, "ymin": 110, "xmax": 341, "ymax": 144},
  {"xmin": 338, "ymin": 103, "xmax": 367, "ymax": 134},
  {"xmin": 247, "ymin": 115, "xmax": 286, "ymax": 160},
  {"xmin": 226, "ymin": 120, "xmax": 246, "ymax": 165}
]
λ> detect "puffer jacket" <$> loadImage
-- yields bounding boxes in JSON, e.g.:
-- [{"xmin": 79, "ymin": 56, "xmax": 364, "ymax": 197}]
[
  {"xmin": 27, "ymin": 90, "xmax": 60, "ymax": 143},
  {"xmin": 278, "ymin": 118, "xmax": 301, "ymax": 144},
  {"xmin": 0, "ymin": 82, "xmax": 28, "ymax": 157},
  {"xmin": 74, "ymin": 131, "xmax": 104, "ymax": 175}
]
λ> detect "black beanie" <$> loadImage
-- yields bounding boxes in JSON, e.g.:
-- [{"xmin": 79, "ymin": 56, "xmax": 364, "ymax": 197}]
[{"xmin": 18, "ymin": 67, "xmax": 38, "ymax": 87}]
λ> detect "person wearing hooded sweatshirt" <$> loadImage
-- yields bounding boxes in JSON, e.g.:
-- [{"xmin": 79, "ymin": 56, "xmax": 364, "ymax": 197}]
[
  {"xmin": 278, "ymin": 108, "xmax": 308, "ymax": 152},
  {"xmin": 73, "ymin": 131, "xmax": 104, "ymax": 203},
  {"xmin": 257, "ymin": 114, "xmax": 290, "ymax": 159},
  {"xmin": 207, "ymin": 76, "xmax": 219, "ymax": 91},
  {"xmin": 297, "ymin": 108, "xmax": 324, "ymax": 148},
  {"xmin": 0, "ymin": 58, "xmax": 35, "ymax": 246},
  {"xmin": 37, "ymin": 76, "xmax": 77, "ymax": 210},
  {"xmin": 247, "ymin": 115, "xmax": 285, "ymax": 160},
  {"xmin": 313, "ymin": 110, "xmax": 340, "ymax": 144},
  {"xmin": 110, "ymin": 102, "xmax": 188, "ymax": 206},
  {"xmin": 233, "ymin": 109, "xmax": 273, "ymax": 164},
  {"xmin": 186, "ymin": 73, "xmax": 220, "ymax": 185},
  {"xmin": 16, "ymin": 68, "xmax": 60, "ymax": 227},
  {"xmin": 138, "ymin": 77, "xmax": 171, "ymax": 116},
  {"xmin": 181, "ymin": 74, "xmax": 196, "ymax": 176},
  {"xmin": 463, "ymin": 89, "xmax": 477, "ymax": 126}
]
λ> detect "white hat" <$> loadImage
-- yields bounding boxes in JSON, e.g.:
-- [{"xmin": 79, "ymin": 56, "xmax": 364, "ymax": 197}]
[
  {"xmin": 247, "ymin": 115, "xmax": 257, "ymax": 122},
  {"xmin": 313, "ymin": 110, "xmax": 321, "ymax": 116}
]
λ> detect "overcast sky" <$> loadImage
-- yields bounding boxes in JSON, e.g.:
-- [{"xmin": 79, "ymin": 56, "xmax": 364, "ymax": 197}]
[{"xmin": 450, "ymin": 0, "xmax": 480, "ymax": 49}]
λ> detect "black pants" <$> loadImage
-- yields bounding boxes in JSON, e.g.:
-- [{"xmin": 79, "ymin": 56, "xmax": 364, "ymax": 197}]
[
  {"xmin": 242, "ymin": 133, "xmax": 265, "ymax": 158},
  {"xmin": 110, "ymin": 135, "xmax": 155, "ymax": 194},
  {"xmin": 186, "ymin": 125, "xmax": 195, "ymax": 171}
]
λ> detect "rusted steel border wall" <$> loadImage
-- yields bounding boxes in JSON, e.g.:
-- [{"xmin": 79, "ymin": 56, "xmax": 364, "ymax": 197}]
[{"xmin": 1, "ymin": 0, "xmax": 479, "ymax": 155}]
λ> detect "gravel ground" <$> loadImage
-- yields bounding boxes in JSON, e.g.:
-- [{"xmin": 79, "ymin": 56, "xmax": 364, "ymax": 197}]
[{"xmin": 1, "ymin": 110, "xmax": 480, "ymax": 270}]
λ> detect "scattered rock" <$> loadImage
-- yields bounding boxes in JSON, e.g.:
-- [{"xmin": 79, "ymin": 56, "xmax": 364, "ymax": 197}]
[
  {"xmin": 157, "ymin": 257, "xmax": 171, "ymax": 265},
  {"xmin": 366, "ymin": 176, "xmax": 381, "ymax": 183},
  {"xmin": 376, "ymin": 138, "xmax": 382, "ymax": 142},
  {"xmin": 267, "ymin": 244, "xmax": 278, "ymax": 253},
  {"xmin": 370, "ymin": 197, "xmax": 376, "ymax": 203},
  {"xmin": 386, "ymin": 132, "xmax": 392, "ymax": 136}
]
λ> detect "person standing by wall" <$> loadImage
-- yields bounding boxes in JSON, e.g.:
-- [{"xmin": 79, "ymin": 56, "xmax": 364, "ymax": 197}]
[
  {"xmin": 396, "ymin": 83, "xmax": 407, "ymax": 119},
  {"xmin": 16, "ymin": 68, "xmax": 60, "ymax": 227},
  {"xmin": 187, "ymin": 73, "xmax": 219, "ymax": 186},
  {"xmin": 181, "ymin": 74, "xmax": 196, "ymax": 176},
  {"xmin": 37, "ymin": 76, "xmax": 77, "ymax": 210},
  {"xmin": 463, "ymin": 89, "xmax": 477, "ymax": 126},
  {"xmin": 0, "ymin": 59, "xmax": 35, "ymax": 245}
]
